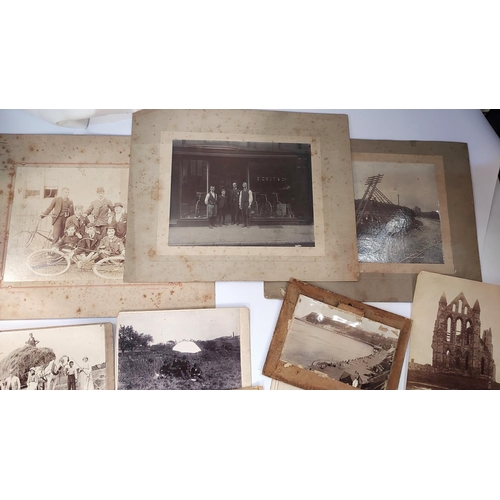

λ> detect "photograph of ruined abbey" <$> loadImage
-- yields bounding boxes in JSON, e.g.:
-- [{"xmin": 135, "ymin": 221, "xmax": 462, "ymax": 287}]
[
  {"xmin": 407, "ymin": 272, "xmax": 499, "ymax": 390},
  {"xmin": 167, "ymin": 139, "xmax": 315, "ymax": 247},
  {"xmin": 353, "ymin": 159, "xmax": 444, "ymax": 264},
  {"xmin": 280, "ymin": 294, "xmax": 400, "ymax": 389}
]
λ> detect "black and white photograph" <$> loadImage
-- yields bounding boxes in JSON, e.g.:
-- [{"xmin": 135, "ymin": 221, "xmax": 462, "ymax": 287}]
[
  {"xmin": 168, "ymin": 139, "xmax": 315, "ymax": 247},
  {"xmin": 353, "ymin": 159, "xmax": 445, "ymax": 264},
  {"xmin": 408, "ymin": 272, "xmax": 500, "ymax": 390},
  {"xmin": 280, "ymin": 294, "xmax": 400, "ymax": 389},
  {"xmin": 3, "ymin": 165, "xmax": 129, "ymax": 284},
  {"xmin": 116, "ymin": 308, "xmax": 251, "ymax": 390},
  {"xmin": 0, "ymin": 323, "xmax": 112, "ymax": 390}
]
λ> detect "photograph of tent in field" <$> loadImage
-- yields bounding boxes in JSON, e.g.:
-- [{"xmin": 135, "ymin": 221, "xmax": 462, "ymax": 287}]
[
  {"xmin": 0, "ymin": 324, "xmax": 109, "ymax": 390},
  {"xmin": 353, "ymin": 160, "xmax": 444, "ymax": 264},
  {"xmin": 116, "ymin": 308, "xmax": 250, "ymax": 390},
  {"xmin": 280, "ymin": 295, "xmax": 400, "ymax": 389}
]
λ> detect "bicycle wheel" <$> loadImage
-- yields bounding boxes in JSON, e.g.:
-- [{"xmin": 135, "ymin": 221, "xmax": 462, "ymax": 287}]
[
  {"xmin": 26, "ymin": 249, "xmax": 71, "ymax": 277},
  {"xmin": 93, "ymin": 256, "xmax": 124, "ymax": 280}
]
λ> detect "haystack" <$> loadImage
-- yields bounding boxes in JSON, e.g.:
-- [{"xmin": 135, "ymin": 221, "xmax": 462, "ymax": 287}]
[{"xmin": 0, "ymin": 346, "xmax": 55, "ymax": 386}]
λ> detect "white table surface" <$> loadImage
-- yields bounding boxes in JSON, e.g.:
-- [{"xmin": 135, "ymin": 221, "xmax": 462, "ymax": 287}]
[
  {"xmin": 2, "ymin": 110, "xmax": 500, "ymax": 499},
  {"xmin": 1, "ymin": 109, "xmax": 500, "ymax": 390}
]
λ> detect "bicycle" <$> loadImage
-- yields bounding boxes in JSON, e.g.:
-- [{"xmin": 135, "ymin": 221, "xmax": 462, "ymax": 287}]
[
  {"xmin": 25, "ymin": 238, "xmax": 125, "ymax": 280},
  {"xmin": 17, "ymin": 218, "xmax": 53, "ymax": 253}
]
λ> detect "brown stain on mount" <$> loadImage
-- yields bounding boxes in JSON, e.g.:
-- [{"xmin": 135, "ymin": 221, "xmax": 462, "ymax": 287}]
[{"xmin": 151, "ymin": 180, "xmax": 162, "ymax": 201}]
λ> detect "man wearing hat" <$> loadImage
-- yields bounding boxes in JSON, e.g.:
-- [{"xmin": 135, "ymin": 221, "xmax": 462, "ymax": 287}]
[
  {"xmin": 74, "ymin": 222, "xmax": 100, "ymax": 267},
  {"xmin": 40, "ymin": 186, "xmax": 74, "ymax": 243},
  {"xmin": 98, "ymin": 224, "xmax": 125, "ymax": 259},
  {"xmin": 110, "ymin": 202, "xmax": 127, "ymax": 242},
  {"xmin": 84, "ymin": 187, "xmax": 115, "ymax": 241},
  {"xmin": 65, "ymin": 204, "xmax": 88, "ymax": 239}
]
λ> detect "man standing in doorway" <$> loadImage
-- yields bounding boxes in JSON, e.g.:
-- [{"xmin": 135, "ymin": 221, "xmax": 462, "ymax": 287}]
[
  {"xmin": 239, "ymin": 182, "xmax": 253, "ymax": 228},
  {"xmin": 39, "ymin": 187, "xmax": 74, "ymax": 243},
  {"xmin": 229, "ymin": 182, "xmax": 241, "ymax": 225},
  {"xmin": 205, "ymin": 186, "xmax": 217, "ymax": 229},
  {"xmin": 217, "ymin": 189, "xmax": 228, "ymax": 227}
]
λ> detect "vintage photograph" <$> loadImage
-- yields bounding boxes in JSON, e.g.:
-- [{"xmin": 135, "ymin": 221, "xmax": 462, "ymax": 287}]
[
  {"xmin": 3, "ymin": 165, "xmax": 129, "ymax": 284},
  {"xmin": 0, "ymin": 323, "xmax": 112, "ymax": 390},
  {"xmin": 125, "ymin": 110, "xmax": 358, "ymax": 283},
  {"xmin": 407, "ymin": 272, "xmax": 500, "ymax": 390},
  {"xmin": 168, "ymin": 139, "xmax": 315, "ymax": 247},
  {"xmin": 116, "ymin": 308, "xmax": 251, "ymax": 390},
  {"xmin": 280, "ymin": 294, "xmax": 400, "ymax": 389},
  {"xmin": 353, "ymin": 159, "xmax": 444, "ymax": 264}
]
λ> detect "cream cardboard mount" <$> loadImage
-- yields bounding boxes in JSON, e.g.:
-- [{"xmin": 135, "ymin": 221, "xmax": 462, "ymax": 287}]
[
  {"xmin": 264, "ymin": 139, "xmax": 482, "ymax": 302},
  {"xmin": 124, "ymin": 109, "xmax": 359, "ymax": 283},
  {"xmin": 0, "ymin": 134, "xmax": 214, "ymax": 320}
]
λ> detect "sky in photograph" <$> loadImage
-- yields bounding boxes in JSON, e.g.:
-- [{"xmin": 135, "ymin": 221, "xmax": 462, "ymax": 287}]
[
  {"xmin": 353, "ymin": 160, "xmax": 439, "ymax": 212},
  {"xmin": 410, "ymin": 273, "xmax": 500, "ymax": 367},
  {"xmin": 294, "ymin": 294, "xmax": 399, "ymax": 339},
  {"xmin": 0, "ymin": 324, "xmax": 108, "ymax": 367},
  {"xmin": 116, "ymin": 308, "xmax": 242, "ymax": 344}
]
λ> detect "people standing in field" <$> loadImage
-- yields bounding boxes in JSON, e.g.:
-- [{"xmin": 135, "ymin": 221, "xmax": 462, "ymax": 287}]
[
  {"xmin": 78, "ymin": 357, "xmax": 94, "ymax": 390},
  {"xmin": 66, "ymin": 361, "xmax": 77, "ymax": 390},
  {"xmin": 27, "ymin": 368, "xmax": 38, "ymax": 390},
  {"xmin": 4, "ymin": 369, "xmax": 21, "ymax": 390}
]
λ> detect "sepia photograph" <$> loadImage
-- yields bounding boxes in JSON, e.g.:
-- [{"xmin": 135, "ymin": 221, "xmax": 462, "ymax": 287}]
[
  {"xmin": 168, "ymin": 139, "xmax": 315, "ymax": 247},
  {"xmin": 116, "ymin": 308, "xmax": 251, "ymax": 390},
  {"xmin": 3, "ymin": 165, "xmax": 128, "ymax": 284},
  {"xmin": 124, "ymin": 110, "xmax": 359, "ymax": 283},
  {"xmin": 353, "ymin": 159, "xmax": 444, "ymax": 264},
  {"xmin": 280, "ymin": 294, "xmax": 400, "ymax": 389},
  {"xmin": 408, "ymin": 272, "xmax": 500, "ymax": 390},
  {"xmin": 262, "ymin": 279, "xmax": 411, "ymax": 389},
  {"xmin": 0, "ymin": 323, "xmax": 113, "ymax": 390}
]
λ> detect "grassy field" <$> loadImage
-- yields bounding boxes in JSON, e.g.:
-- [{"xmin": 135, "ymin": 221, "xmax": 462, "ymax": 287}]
[{"xmin": 118, "ymin": 336, "xmax": 242, "ymax": 390}]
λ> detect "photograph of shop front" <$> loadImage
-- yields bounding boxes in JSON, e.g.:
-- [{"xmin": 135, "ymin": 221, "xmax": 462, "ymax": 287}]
[{"xmin": 168, "ymin": 140, "xmax": 315, "ymax": 247}]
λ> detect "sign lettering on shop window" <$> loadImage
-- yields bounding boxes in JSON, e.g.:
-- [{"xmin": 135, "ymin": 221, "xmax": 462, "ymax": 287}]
[{"xmin": 256, "ymin": 177, "xmax": 287, "ymax": 182}]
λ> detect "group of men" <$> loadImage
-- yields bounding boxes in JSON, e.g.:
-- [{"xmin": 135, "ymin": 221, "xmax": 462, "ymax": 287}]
[
  {"xmin": 40, "ymin": 186, "xmax": 127, "ymax": 265},
  {"xmin": 204, "ymin": 181, "xmax": 253, "ymax": 229}
]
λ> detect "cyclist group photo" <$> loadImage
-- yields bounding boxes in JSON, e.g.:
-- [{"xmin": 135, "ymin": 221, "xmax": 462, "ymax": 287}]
[{"xmin": 3, "ymin": 166, "xmax": 129, "ymax": 283}]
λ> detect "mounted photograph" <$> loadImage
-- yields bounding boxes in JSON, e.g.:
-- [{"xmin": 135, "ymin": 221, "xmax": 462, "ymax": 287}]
[
  {"xmin": 124, "ymin": 110, "xmax": 359, "ymax": 283},
  {"xmin": 407, "ymin": 272, "xmax": 500, "ymax": 390},
  {"xmin": 280, "ymin": 294, "xmax": 400, "ymax": 389},
  {"xmin": 3, "ymin": 165, "xmax": 129, "ymax": 284},
  {"xmin": 116, "ymin": 308, "xmax": 251, "ymax": 390},
  {"xmin": 353, "ymin": 159, "xmax": 445, "ymax": 264},
  {"xmin": 0, "ymin": 323, "xmax": 114, "ymax": 390},
  {"xmin": 168, "ymin": 139, "xmax": 314, "ymax": 247},
  {"xmin": 0, "ymin": 134, "xmax": 216, "ymax": 320},
  {"xmin": 262, "ymin": 279, "xmax": 412, "ymax": 390},
  {"xmin": 264, "ymin": 140, "xmax": 481, "ymax": 302}
]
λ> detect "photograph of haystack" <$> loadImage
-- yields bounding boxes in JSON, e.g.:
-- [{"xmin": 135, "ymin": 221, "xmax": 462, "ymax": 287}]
[
  {"xmin": 353, "ymin": 159, "xmax": 444, "ymax": 264},
  {"xmin": 116, "ymin": 308, "xmax": 251, "ymax": 390},
  {"xmin": 408, "ymin": 272, "xmax": 500, "ymax": 390},
  {"xmin": 0, "ymin": 324, "xmax": 111, "ymax": 390},
  {"xmin": 168, "ymin": 139, "xmax": 314, "ymax": 247},
  {"xmin": 3, "ymin": 165, "xmax": 129, "ymax": 284},
  {"xmin": 280, "ymin": 294, "xmax": 400, "ymax": 389}
]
